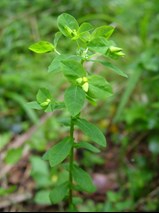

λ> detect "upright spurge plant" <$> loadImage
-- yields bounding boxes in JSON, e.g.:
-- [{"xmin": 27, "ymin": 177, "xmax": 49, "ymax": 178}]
[{"xmin": 28, "ymin": 13, "xmax": 127, "ymax": 210}]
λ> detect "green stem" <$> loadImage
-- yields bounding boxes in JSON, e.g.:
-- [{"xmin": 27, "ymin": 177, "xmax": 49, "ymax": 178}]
[
  {"xmin": 69, "ymin": 116, "xmax": 74, "ymax": 207},
  {"xmin": 55, "ymin": 49, "xmax": 61, "ymax": 55}
]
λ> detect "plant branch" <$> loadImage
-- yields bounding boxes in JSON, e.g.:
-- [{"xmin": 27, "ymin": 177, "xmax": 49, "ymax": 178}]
[{"xmin": 69, "ymin": 116, "xmax": 74, "ymax": 207}]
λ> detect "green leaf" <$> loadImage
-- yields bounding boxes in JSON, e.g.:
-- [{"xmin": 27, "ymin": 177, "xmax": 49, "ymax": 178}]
[
  {"xmin": 36, "ymin": 88, "xmax": 52, "ymax": 108},
  {"xmin": 78, "ymin": 22, "xmax": 94, "ymax": 34},
  {"xmin": 92, "ymin": 25, "xmax": 114, "ymax": 39},
  {"xmin": 27, "ymin": 101, "xmax": 55, "ymax": 112},
  {"xmin": 44, "ymin": 102, "xmax": 55, "ymax": 112},
  {"xmin": 73, "ymin": 165, "xmax": 96, "ymax": 193},
  {"xmin": 88, "ymin": 37, "xmax": 113, "ymax": 54},
  {"xmin": 30, "ymin": 156, "xmax": 49, "ymax": 176},
  {"xmin": 34, "ymin": 190, "xmax": 51, "ymax": 205},
  {"xmin": 31, "ymin": 155, "xmax": 51, "ymax": 187},
  {"xmin": 57, "ymin": 13, "xmax": 79, "ymax": 38},
  {"xmin": 101, "ymin": 61, "xmax": 127, "ymax": 78},
  {"xmin": 88, "ymin": 75, "xmax": 113, "ymax": 99},
  {"xmin": 27, "ymin": 101, "xmax": 42, "ymax": 110},
  {"xmin": 54, "ymin": 32, "xmax": 62, "ymax": 47},
  {"xmin": 61, "ymin": 60, "xmax": 86, "ymax": 80},
  {"xmin": 36, "ymin": 88, "xmax": 52, "ymax": 104},
  {"xmin": 43, "ymin": 137, "xmax": 72, "ymax": 167},
  {"xmin": 72, "ymin": 197, "xmax": 83, "ymax": 205},
  {"xmin": 28, "ymin": 100, "xmax": 64, "ymax": 112},
  {"xmin": 49, "ymin": 182, "xmax": 68, "ymax": 204},
  {"xmin": 91, "ymin": 60, "xmax": 128, "ymax": 78},
  {"xmin": 48, "ymin": 55, "xmax": 66, "ymax": 73},
  {"xmin": 64, "ymin": 86, "xmax": 85, "ymax": 116},
  {"xmin": 54, "ymin": 102, "xmax": 65, "ymax": 110},
  {"xmin": 77, "ymin": 22, "xmax": 94, "ymax": 42},
  {"xmin": 48, "ymin": 55, "xmax": 81, "ymax": 73},
  {"xmin": 75, "ymin": 142, "xmax": 100, "ymax": 153},
  {"xmin": 56, "ymin": 170, "xmax": 69, "ymax": 186},
  {"xmin": 75, "ymin": 118, "xmax": 106, "ymax": 147},
  {"xmin": 4, "ymin": 148, "xmax": 23, "ymax": 165},
  {"xmin": 29, "ymin": 41, "xmax": 54, "ymax": 53}
]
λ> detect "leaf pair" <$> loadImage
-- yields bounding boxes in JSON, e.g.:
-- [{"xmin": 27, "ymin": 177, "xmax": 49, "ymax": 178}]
[
  {"xmin": 61, "ymin": 60, "xmax": 86, "ymax": 81},
  {"xmin": 49, "ymin": 164, "xmax": 96, "ymax": 204},
  {"xmin": 28, "ymin": 88, "xmax": 64, "ymax": 112},
  {"xmin": 57, "ymin": 13, "xmax": 93, "ymax": 42},
  {"xmin": 57, "ymin": 13, "xmax": 114, "ymax": 44},
  {"xmin": 48, "ymin": 54, "xmax": 81, "ymax": 73},
  {"xmin": 43, "ymin": 118, "xmax": 106, "ymax": 168},
  {"xmin": 43, "ymin": 121, "xmax": 106, "ymax": 166},
  {"xmin": 63, "ymin": 70, "xmax": 113, "ymax": 117},
  {"xmin": 28, "ymin": 88, "xmax": 54, "ymax": 112}
]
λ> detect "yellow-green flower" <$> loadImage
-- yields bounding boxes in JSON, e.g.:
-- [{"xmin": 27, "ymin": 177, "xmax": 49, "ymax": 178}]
[
  {"xmin": 40, "ymin": 98, "xmax": 51, "ymax": 107},
  {"xmin": 82, "ymin": 82, "xmax": 89, "ymax": 92},
  {"xmin": 109, "ymin": 46, "xmax": 125, "ymax": 57},
  {"xmin": 76, "ymin": 77, "xmax": 89, "ymax": 92}
]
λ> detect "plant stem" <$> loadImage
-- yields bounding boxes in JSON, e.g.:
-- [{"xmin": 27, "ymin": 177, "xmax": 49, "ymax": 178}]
[
  {"xmin": 69, "ymin": 116, "xmax": 74, "ymax": 207},
  {"xmin": 55, "ymin": 49, "xmax": 61, "ymax": 55}
]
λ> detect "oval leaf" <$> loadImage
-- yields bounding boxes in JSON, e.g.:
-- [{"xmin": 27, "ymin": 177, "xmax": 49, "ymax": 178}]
[
  {"xmin": 48, "ymin": 55, "xmax": 81, "ymax": 73},
  {"xmin": 43, "ymin": 137, "xmax": 72, "ymax": 167},
  {"xmin": 57, "ymin": 13, "xmax": 79, "ymax": 37},
  {"xmin": 48, "ymin": 55, "xmax": 66, "ymax": 73},
  {"xmin": 73, "ymin": 165, "xmax": 96, "ymax": 193},
  {"xmin": 78, "ymin": 22, "xmax": 94, "ymax": 34},
  {"xmin": 27, "ymin": 101, "xmax": 42, "ymax": 110},
  {"xmin": 29, "ymin": 41, "xmax": 54, "ymax": 53},
  {"xmin": 64, "ymin": 86, "xmax": 85, "ymax": 116},
  {"xmin": 88, "ymin": 75, "xmax": 113, "ymax": 99},
  {"xmin": 34, "ymin": 190, "xmax": 51, "ymax": 205},
  {"xmin": 61, "ymin": 60, "xmax": 86, "ymax": 80},
  {"xmin": 75, "ymin": 118, "xmax": 106, "ymax": 147},
  {"xmin": 50, "ymin": 182, "xmax": 68, "ymax": 204},
  {"xmin": 92, "ymin": 25, "xmax": 114, "ymax": 39}
]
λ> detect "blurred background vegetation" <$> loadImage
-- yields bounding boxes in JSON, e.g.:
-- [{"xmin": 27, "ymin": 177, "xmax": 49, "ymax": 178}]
[{"xmin": 0, "ymin": 0, "xmax": 159, "ymax": 212}]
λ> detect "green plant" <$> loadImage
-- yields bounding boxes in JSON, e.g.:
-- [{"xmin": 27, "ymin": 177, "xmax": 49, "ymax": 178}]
[{"xmin": 28, "ymin": 13, "xmax": 126, "ymax": 211}]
